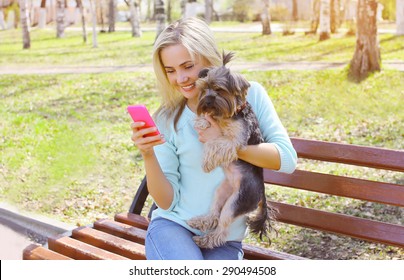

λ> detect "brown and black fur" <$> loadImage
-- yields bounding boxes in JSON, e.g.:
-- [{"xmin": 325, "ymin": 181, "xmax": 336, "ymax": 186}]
[{"xmin": 187, "ymin": 52, "xmax": 276, "ymax": 249}]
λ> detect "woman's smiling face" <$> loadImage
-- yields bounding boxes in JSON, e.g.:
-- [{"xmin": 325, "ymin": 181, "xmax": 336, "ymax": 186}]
[{"xmin": 160, "ymin": 44, "xmax": 208, "ymax": 110}]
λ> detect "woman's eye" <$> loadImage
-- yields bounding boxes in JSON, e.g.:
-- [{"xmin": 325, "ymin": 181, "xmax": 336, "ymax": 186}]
[{"xmin": 185, "ymin": 64, "xmax": 194, "ymax": 69}]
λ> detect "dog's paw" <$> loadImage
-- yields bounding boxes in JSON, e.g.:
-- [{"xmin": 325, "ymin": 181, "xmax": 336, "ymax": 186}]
[
  {"xmin": 194, "ymin": 117, "xmax": 211, "ymax": 130},
  {"xmin": 187, "ymin": 215, "xmax": 218, "ymax": 232},
  {"xmin": 202, "ymin": 160, "xmax": 218, "ymax": 173},
  {"xmin": 193, "ymin": 235, "xmax": 215, "ymax": 249},
  {"xmin": 193, "ymin": 232, "xmax": 226, "ymax": 249}
]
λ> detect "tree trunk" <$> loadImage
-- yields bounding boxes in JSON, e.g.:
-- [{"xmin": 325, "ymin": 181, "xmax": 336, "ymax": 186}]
[
  {"xmin": 0, "ymin": 9, "xmax": 6, "ymax": 30},
  {"xmin": 307, "ymin": 0, "xmax": 320, "ymax": 34},
  {"xmin": 98, "ymin": 0, "xmax": 106, "ymax": 32},
  {"xmin": 205, "ymin": 0, "xmax": 213, "ymax": 24},
  {"xmin": 76, "ymin": 0, "xmax": 87, "ymax": 43},
  {"xmin": 145, "ymin": 0, "xmax": 151, "ymax": 21},
  {"xmin": 108, "ymin": 0, "xmax": 116, "ymax": 32},
  {"xmin": 167, "ymin": 0, "xmax": 171, "ymax": 22},
  {"xmin": 261, "ymin": 0, "xmax": 271, "ymax": 35},
  {"xmin": 38, "ymin": 0, "xmax": 47, "ymax": 28},
  {"xmin": 349, "ymin": 0, "xmax": 380, "ymax": 82},
  {"xmin": 89, "ymin": 0, "xmax": 98, "ymax": 48},
  {"xmin": 292, "ymin": 0, "xmax": 298, "ymax": 21},
  {"xmin": 19, "ymin": 0, "xmax": 30, "ymax": 49},
  {"xmin": 155, "ymin": 0, "xmax": 166, "ymax": 40},
  {"xmin": 180, "ymin": 0, "xmax": 186, "ymax": 17},
  {"xmin": 128, "ymin": 0, "xmax": 141, "ymax": 37},
  {"xmin": 397, "ymin": 0, "xmax": 404, "ymax": 35},
  {"xmin": 56, "ymin": 0, "xmax": 65, "ymax": 38},
  {"xmin": 330, "ymin": 0, "xmax": 340, "ymax": 33},
  {"xmin": 319, "ymin": 0, "xmax": 331, "ymax": 40}
]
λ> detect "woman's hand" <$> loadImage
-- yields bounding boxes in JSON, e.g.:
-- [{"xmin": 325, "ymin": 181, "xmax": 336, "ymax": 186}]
[
  {"xmin": 195, "ymin": 114, "xmax": 222, "ymax": 143},
  {"xmin": 131, "ymin": 122, "xmax": 165, "ymax": 157}
]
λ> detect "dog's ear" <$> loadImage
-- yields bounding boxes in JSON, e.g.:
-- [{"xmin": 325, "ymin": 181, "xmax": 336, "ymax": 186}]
[
  {"xmin": 222, "ymin": 51, "xmax": 235, "ymax": 66},
  {"xmin": 198, "ymin": 68, "xmax": 210, "ymax": 78},
  {"xmin": 229, "ymin": 72, "xmax": 250, "ymax": 96}
]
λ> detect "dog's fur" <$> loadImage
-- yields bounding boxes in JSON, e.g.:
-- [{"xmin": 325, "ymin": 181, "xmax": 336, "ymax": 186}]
[{"xmin": 187, "ymin": 52, "xmax": 276, "ymax": 249}]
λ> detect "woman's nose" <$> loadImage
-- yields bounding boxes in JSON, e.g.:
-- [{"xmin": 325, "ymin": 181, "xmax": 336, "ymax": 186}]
[{"xmin": 177, "ymin": 72, "xmax": 189, "ymax": 84}]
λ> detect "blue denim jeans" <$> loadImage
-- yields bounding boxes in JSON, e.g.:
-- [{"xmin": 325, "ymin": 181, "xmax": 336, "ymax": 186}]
[{"xmin": 145, "ymin": 217, "xmax": 244, "ymax": 260}]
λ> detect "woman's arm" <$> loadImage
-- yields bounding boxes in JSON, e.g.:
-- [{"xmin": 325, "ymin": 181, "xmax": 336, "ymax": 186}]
[
  {"xmin": 142, "ymin": 152, "xmax": 174, "ymax": 210},
  {"xmin": 237, "ymin": 143, "xmax": 281, "ymax": 170},
  {"xmin": 131, "ymin": 122, "xmax": 174, "ymax": 210}
]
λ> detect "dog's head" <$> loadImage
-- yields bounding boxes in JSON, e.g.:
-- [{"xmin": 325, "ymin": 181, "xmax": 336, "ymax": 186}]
[{"xmin": 196, "ymin": 52, "xmax": 250, "ymax": 120}]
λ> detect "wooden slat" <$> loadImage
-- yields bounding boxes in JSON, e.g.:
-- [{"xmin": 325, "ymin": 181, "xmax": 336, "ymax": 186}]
[
  {"xmin": 72, "ymin": 226, "xmax": 146, "ymax": 260},
  {"xmin": 264, "ymin": 169, "xmax": 404, "ymax": 207},
  {"xmin": 269, "ymin": 201, "xmax": 404, "ymax": 248},
  {"xmin": 94, "ymin": 219, "xmax": 146, "ymax": 245},
  {"xmin": 242, "ymin": 244, "xmax": 306, "ymax": 260},
  {"xmin": 48, "ymin": 235, "xmax": 129, "ymax": 260},
  {"xmin": 114, "ymin": 212, "xmax": 149, "ymax": 230},
  {"xmin": 291, "ymin": 138, "xmax": 404, "ymax": 171},
  {"xmin": 22, "ymin": 244, "xmax": 72, "ymax": 260}
]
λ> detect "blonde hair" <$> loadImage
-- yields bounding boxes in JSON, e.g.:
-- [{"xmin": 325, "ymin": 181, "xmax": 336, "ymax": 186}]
[{"xmin": 152, "ymin": 17, "xmax": 222, "ymax": 128}]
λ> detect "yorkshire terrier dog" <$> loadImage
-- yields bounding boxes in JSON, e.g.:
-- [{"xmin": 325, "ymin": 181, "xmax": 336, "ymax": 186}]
[{"xmin": 187, "ymin": 52, "xmax": 275, "ymax": 249}]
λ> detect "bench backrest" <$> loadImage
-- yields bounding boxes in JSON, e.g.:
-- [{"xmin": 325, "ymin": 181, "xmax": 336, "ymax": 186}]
[
  {"xmin": 265, "ymin": 138, "xmax": 404, "ymax": 247},
  {"xmin": 130, "ymin": 137, "xmax": 404, "ymax": 248}
]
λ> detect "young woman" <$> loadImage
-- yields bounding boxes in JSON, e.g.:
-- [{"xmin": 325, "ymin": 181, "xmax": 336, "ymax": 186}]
[{"xmin": 130, "ymin": 17, "xmax": 297, "ymax": 260}]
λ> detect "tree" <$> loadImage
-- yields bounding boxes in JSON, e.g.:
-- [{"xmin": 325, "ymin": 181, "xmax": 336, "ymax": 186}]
[
  {"xmin": 0, "ymin": 8, "xmax": 6, "ymax": 30},
  {"xmin": 319, "ymin": 0, "xmax": 331, "ymax": 40},
  {"xmin": 292, "ymin": 0, "xmax": 298, "ymax": 21},
  {"xmin": 76, "ymin": 0, "xmax": 87, "ymax": 43},
  {"xmin": 155, "ymin": 0, "xmax": 166, "ymax": 39},
  {"xmin": 261, "ymin": 0, "xmax": 271, "ymax": 35},
  {"xmin": 89, "ymin": 0, "xmax": 98, "ymax": 48},
  {"xmin": 108, "ymin": 0, "xmax": 116, "ymax": 32},
  {"xmin": 128, "ymin": 0, "xmax": 141, "ymax": 37},
  {"xmin": 38, "ymin": 0, "xmax": 47, "ymax": 28},
  {"xmin": 349, "ymin": 0, "xmax": 380, "ymax": 82},
  {"xmin": 146, "ymin": 0, "xmax": 152, "ymax": 21},
  {"xmin": 19, "ymin": 0, "xmax": 30, "ymax": 49},
  {"xmin": 307, "ymin": 0, "xmax": 320, "ymax": 34},
  {"xmin": 167, "ymin": 0, "xmax": 172, "ymax": 22},
  {"xmin": 397, "ymin": 0, "xmax": 404, "ymax": 35},
  {"xmin": 205, "ymin": 0, "xmax": 213, "ymax": 23},
  {"xmin": 56, "ymin": 0, "xmax": 66, "ymax": 38},
  {"xmin": 180, "ymin": 0, "xmax": 186, "ymax": 17},
  {"xmin": 330, "ymin": 0, "xmax": 340, "ymax": 33}
]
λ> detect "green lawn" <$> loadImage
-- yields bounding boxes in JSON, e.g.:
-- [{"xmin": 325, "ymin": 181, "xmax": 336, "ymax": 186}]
[{"xmin": 0, "ymin": 26, "xmax": 403, "ymax": 259}]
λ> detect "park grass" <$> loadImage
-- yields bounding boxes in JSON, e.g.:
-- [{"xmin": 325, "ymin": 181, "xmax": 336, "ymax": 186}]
[
  {"xmin": 1, "ymin": 28, "xmax": 403, "ymax": 66},
  {"xmin": 1, "ymin": 68, "xmax": 403, "ymax": 259}
]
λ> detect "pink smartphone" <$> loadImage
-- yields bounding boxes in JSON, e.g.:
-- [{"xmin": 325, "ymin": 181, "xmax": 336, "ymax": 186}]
[{"xmin": 127, "ymin": 105, "xmax": 160, "ymax": 137}]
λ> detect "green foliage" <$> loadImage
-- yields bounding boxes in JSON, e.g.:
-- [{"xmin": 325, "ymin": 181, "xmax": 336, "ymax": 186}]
[
  {"xmin": 378, "ymin": 0, "xmax": 396, "ymax": 20},
  {"xmin": 232, "ymin": 0, "xmax": 253, "ymax": 22}
]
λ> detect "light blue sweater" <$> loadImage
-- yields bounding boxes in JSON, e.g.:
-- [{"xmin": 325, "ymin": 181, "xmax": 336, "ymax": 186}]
[{"xmin": 152, "ymin": 81, "xmax": 297, "ymax": 242}]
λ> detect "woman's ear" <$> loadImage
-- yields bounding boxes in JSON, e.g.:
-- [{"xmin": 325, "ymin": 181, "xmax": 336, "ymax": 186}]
[{"xmin": 198, "ymin": 68, "xmax": 210, "ymax": 78}]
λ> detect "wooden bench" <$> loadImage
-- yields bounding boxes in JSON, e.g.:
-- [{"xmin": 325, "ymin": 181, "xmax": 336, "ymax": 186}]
[{"xmin": 23, "ymin": 138, "xmax": 404, "ymax": 260}]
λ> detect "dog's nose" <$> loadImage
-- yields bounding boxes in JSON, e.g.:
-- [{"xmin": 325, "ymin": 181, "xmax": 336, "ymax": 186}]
[{"xmin": 204, "ymin": 95, "xmax": 215, "ymax": 107}]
